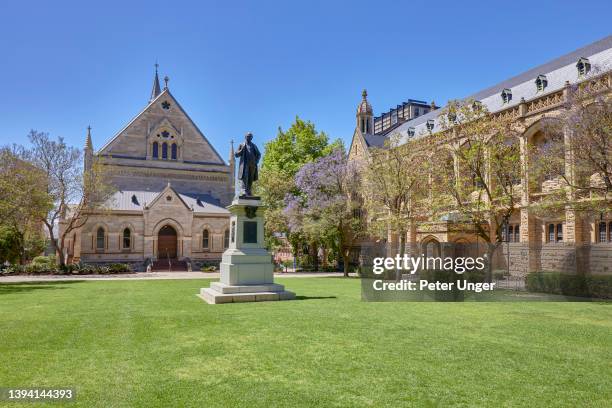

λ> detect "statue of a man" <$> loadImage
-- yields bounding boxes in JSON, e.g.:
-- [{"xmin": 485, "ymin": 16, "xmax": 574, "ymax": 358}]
[{"xmin": 235, "ymin": 132, "xmax": 261, "ymax": 197}]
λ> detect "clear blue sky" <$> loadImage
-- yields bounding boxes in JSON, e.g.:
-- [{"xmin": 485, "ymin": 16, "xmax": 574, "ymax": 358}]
[{"xmin": 1, "ymin": 0, "xmax": 610, "ymax": 159}]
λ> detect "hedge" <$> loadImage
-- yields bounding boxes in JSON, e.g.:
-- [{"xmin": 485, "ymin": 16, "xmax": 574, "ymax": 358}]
[
  {"xmin": 526, "ymin": 272, "xmax": 612, "ymax": 299},
  {"xmin": 0, "ymin": 263, "xmax": 134, "ymax": 276}
]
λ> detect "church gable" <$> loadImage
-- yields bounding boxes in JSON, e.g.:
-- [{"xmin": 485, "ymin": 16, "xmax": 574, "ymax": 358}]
[
  {"xmin": 348, "ymin": 128, "xmax": 369, "ymax": 160},
  {"xmin": 147, "ymin": 184, "xmax": 191, "ymax": 212},
  {"xmin": 98, "ymin": 88, "xmax": 224, "ymax": 165}
]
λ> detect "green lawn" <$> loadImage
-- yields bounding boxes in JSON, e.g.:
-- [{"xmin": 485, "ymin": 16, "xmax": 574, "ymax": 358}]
[{"xmin": 0, "ymin": 278, "xmax": 610, "ymax": 407}]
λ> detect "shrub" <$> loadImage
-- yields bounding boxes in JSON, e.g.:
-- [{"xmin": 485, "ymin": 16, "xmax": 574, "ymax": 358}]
[
  {"xmin": 493, "ymin": 270, "xmax": 507, "ymax": 280},
  {"xmin": 526, "ymin": 272, "xmax": 612, "ymax": 299},
  {"xmin": 32, "ymin": 255, "xmax": 56, "ymax": 265},
  {"xmin": 107, "ymin": 263, "xmax": 132, "ymax": 273},
  {"xmin": 24, "ymin": 263, "xmax": 56, "ymax": 274},
  {"xmin": 1, "ymin": 264, "xmax": 25, "ymax": 275}
]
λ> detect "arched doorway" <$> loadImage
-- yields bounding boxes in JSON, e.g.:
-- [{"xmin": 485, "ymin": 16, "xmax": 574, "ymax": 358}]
[
  {"xmin": 158, "ymin": 225, "xmax": 178, "ymax": 259},
  {"xmin": 422, "ymin": 237, "xmax": 441, "ymax": 258}
]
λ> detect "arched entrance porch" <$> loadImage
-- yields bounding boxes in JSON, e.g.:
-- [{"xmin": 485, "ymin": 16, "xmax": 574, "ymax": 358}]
[{"xmin": 158, "ymin": 225, "xmax": 178, "ymax": 259}]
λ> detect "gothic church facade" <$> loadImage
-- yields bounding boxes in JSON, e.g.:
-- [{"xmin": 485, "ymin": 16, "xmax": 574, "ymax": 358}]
[{"xmin": 63, "ymin": 69, "xmax": 235, "ymax": 270}]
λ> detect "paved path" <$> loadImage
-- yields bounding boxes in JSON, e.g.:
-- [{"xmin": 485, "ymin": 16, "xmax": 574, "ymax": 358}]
[{"xmin": 0, "ymin": 271, "xmax": 355, "ymax": 283}]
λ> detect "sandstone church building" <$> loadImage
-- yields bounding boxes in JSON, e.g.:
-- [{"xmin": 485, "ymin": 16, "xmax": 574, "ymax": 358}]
[
  {"xmin": 349, "ymin": 35, "xmax": 612, "ymax": 276},
  {"xmin": 63, "ymin": 68, "xmax": 234, "ymax": 270}
]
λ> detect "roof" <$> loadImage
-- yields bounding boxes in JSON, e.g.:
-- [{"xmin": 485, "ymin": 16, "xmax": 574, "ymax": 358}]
[
  {"xmin": 105, "ymin": 190, "xmax": 229, "ymax": 215},
  {"xmin": 375, "ymin": 35, "xmax": 612, "ymax": 146},
  {"xmin": 363, "ymin": 133, "xmax": 388, "ymax": 147}
]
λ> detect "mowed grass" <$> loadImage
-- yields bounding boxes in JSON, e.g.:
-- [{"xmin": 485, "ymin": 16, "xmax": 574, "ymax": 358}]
[{"xmin": 0, "ymin": 278, "xmax": 610, "ymax": 408}]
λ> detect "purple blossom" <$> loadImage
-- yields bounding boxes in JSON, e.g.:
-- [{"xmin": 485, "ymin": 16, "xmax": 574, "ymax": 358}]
[{"xmin": 283, "ymin": 148, "xmax": 357, "ymax": 233}]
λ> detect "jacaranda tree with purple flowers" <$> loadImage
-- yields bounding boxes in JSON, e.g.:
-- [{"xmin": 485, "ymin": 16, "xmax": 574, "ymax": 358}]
[{"xmin": 285, "ymin": 148, "xmax": 362, "ymax": 276}]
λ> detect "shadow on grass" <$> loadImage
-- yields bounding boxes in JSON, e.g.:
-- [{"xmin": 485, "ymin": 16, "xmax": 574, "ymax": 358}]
[
  {"xmin": 295, "ymin": 295, "xmax": 337, "ymax": 301},
  {"xmin": 0, "ymin": 280, "xmax": 85, "ymax": 295}
]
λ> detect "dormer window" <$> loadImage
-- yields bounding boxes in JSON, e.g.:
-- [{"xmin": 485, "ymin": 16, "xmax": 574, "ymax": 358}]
[
  {"xmin": 426, "ymin": 119, "xmax": 435, "ymax": 132},
  {"xmin": 407, "ymin": 127, "xmax": 415, "ymax": 138},
  {"xmin": 576, "ymin": 57, "xmax": 591, "ymax": 76},
  {"xmin": 501, "ymin": 89, "xmax": 512, "ymax": 104},
  {"xmin": 535, "ymin": 75, "xmax": 548, "ymax": 92}
]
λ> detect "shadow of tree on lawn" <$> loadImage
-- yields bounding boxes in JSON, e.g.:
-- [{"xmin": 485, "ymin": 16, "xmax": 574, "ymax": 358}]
[{"xmin": 0, "ymin": 280, "xmax": 85, "ymax": 295}]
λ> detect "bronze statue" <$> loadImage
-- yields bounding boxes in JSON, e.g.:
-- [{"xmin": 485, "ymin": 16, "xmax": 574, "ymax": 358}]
[{"xmin": 235, "ymin": 132, "xmax": 261, "ymax": 198}]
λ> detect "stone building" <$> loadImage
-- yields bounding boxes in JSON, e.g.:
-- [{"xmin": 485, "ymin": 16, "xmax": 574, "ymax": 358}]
[
  {"xmin": 349, "ymin": 35, "xmax": 612, "ymax": 276},
  {"xmin": 62, "ymin": 68, "xmax": 234, "ymax": 270}
]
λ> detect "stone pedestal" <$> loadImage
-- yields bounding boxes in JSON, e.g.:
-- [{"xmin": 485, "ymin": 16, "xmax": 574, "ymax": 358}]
[{"xmin": 199, "ymin": 198, "xmax": 295, "ymax": 304}]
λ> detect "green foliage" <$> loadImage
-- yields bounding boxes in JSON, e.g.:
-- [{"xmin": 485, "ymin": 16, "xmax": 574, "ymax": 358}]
[
  {"xmin": 0, "ymin": 262, "xmax": 133, "ymax": 276},
  {"xmin": 257, "ymin": 116, "xmax": 341, "ymax": 255},
  {"xmin": 362, "ymin": 133, "xmax": 427, "ymax": 265},
  {"xmin": 432, "ymin": 99, "xmax": 522, "ymax": 245},
  {"xmin": 0, "ymin": 225, "xmax": 21, "ymax": 264},
  {"xmin": 32, "ymin": 255, "xmax": 56, "ymax": 265},
  {"xmin": 493, "ymin": 270, "xmax": 507, "ymax": 280},
  {"xmin": 260, "ymin": 117, "xmax": 340, "ymax": 176},
  {"xmin": 526, "ymin": 272, "xmax": 612, "ymax": 299},
  {"xmin": 200, "ymin": 265, "xmax": 217, "ymax": 272}
]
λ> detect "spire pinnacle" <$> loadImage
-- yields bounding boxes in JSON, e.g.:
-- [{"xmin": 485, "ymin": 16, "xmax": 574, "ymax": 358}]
[
  {"xmin": 85, "ymin": 126, "xmax": 93, "ymax": 150},
  {"xmin": 362, "ymin": 89, "xmax": 368, "ymax": 99},
  {"xmin": 150, "ymin": 63, "xmax": 161, "ymax": 102}
]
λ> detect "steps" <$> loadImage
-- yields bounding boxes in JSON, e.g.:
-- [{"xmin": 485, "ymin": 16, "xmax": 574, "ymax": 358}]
[{"xmin": 151, "ymin": 259, "xmax": 188, "ymax": 272}]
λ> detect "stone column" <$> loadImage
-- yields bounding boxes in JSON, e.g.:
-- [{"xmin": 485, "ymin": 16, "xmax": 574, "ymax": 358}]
[
  {"xmin": 405, "ymin": 221, "xmax": 418, "ymax": 257},
  {"xmin": 518, "ymin": 134, "xmax": 539, "ymax": 274}
]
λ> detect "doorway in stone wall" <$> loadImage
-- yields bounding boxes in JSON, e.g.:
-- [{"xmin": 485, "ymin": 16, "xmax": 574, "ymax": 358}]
[{"xmin": 158, "ymin": 225, "xmax": 178, "ymax": 259}]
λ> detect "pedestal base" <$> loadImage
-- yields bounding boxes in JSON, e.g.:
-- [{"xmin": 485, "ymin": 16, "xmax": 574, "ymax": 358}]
[
  {"xmin": 199, "ymin": 283, "xmax": 296, "ymax": 304},
  {"xmin": 198, "ymin": 197, "xmax": 296, "ymax": 304}
]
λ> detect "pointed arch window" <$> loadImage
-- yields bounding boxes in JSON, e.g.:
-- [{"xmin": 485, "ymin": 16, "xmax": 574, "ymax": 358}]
[
  {"xmin": 152, "ymin": 142, "xmax": 159, "ymax": 158},
  {"xmin": 224, "ymin": 229, "xmax": 230, "ymax": 249},
  {"xmin": 171, "ymin": 143, "xmax": 177, "ymax": 160},
  {"xmin": 548, "ymin": 224, "xmax": 555, "ymax": 243},
  {"xmin": 202, "ymin": 229, "xmax": 210, "ymax": 250},
  {"xmin": 514, "ymin": 225, "xmax": 520, "ymax": 243},
  {"xmin": 598, "ymin": 222, "xmax": 607, "ymax": 243},
  {"xmin": 162, "ymin": 143, "xmax": 168, "ymax": 159},
  {"xmin": 556, "ymin": 223, "xmax": 563, "ymax": 242},
  {"xmin": 122, "ymin": 228, "xmax": 132, "ymax": 250},
  {"xmin": 96, "ymin": 227, "xmax": 105, "ymax": 251}
]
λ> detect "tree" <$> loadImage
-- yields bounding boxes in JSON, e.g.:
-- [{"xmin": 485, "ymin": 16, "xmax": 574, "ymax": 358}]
[
  {"xmin": 536, "ymin": 75, "xmax": 612, "ymax": 214},
  {"xmin": 0, "ymin": 225, "xmax": 22, "ymax": 264},
  {"xmin": 430, "ymin": 99, "xmax": 522, "ymax": 281},
  {"xmin": 361, "ymin": 134, "xmax": 428, "ymax": 279},
  {"xmin": 257, "ymin": 117, "xmax": 341, "ymax": 265},
  {"xmin": 24, "ymin": 131, "xmax": 114, "ymax": 267},
  {"xmin": 0, "ymin": 146, "xmax": 50, "ymax": 263},
  {"xmin": 284, "ymin": 148, "xmax": 362, "ymax": 277}
]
